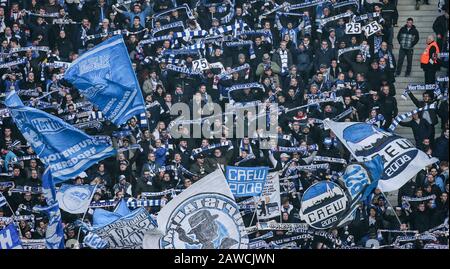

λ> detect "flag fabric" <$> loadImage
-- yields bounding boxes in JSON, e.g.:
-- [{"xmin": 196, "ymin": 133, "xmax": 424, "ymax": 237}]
[
  {"xmin": 143, "ymin": 169, "xmax": 249, "ymax": 249},
  {"xmin": 56, "ymin": 184, "xmax": 96, "ymax": 214},
  {"xmin": 76, "ymin": 199, "xmax": 153, "ymax": 249},
  {"xmin": 0, "ymin": 223, "xmax": 22, "ymax": 249},
  {"xmin": 90, "ymin": 206, "xmax": 156, "ymax": 249},
  {"xmin": 225, "ymin": 166, "xmax": 268, "ymax": 197},
  {"xmin": 324, "ymin": 120, "xmax": 438, "ymax": 192},
  {"xmin": 32, "ymin": 169, "xmax": 65, "ymax": 249},
  {"xmin": 337, "ymin": 156, "xmax": 384, "ymax": 227},
  {"xmin": 255, "ymin": 172, "xmax": 281, "ymax": 221},
  {"xmin": 64, "ymin": 35, "xmax": 146, "ymax": 126},
  {"xmin": 0, "ymin": 192, "xmax": 7, "ymax": 208},
  {"xmin": 5, "ymin": 91, "xmax": 116, "ymax": 183}
]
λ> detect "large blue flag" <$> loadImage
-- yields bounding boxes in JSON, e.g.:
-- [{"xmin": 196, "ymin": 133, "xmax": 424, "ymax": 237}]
[
  {"xmin": 0, "ymin": 223, "xmax": 22, "ymax": 249},
  {"xmin": 5, "ymin": 91, "xmax": 116, "ymax": 182},
  {"xmin": 33, "ymin": 169, "xmax": 65, "ymax": 249},
  {"xmin": 64, "ymin": 35, "xmax": 146, "ymax": 126}
]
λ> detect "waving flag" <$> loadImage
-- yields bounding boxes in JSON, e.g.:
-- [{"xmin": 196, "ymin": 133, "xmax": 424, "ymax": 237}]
[
  {"xmin": 337, "ymin": 156, "xmax": 384, "ymax": 227},
  {"xmin": 5, "ymin": 91, "xmax": 116, "ymax": 183},
  {"xmin": 0, "ymin": 224, "xmax": 22, "ymax": 249},
  {"xmin": 64, "ymin": 35, "xmax": 146, "ymax": 126},
  {"xmin": 324, "ymin": 120, "xmax": 438, "ymax": 192},
  {"xmin": 143, "ymin": 169, "xmax": 249, "ymax": 249}
]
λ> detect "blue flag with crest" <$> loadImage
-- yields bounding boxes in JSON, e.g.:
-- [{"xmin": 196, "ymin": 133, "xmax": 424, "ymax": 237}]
[
  {"xmin": 64, "ymin": 35, "xmax": 146, "ymax": 126},
  {"xmin": 5, "ymin": 91, "xmax": 116, "ymax": 183}
]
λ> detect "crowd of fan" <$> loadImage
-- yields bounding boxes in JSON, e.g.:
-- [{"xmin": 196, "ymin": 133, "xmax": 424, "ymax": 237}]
[{"xmin": 0, "ymin": 0, "xmax": 448, "ymax": 249}]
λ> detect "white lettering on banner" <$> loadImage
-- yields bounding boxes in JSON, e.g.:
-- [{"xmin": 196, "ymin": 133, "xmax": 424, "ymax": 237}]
[
  {"xmin": 377, "ymin": 138, "xmax": 414, "ymax": 164},
  {"xmin": 30, "ymin": 118, "xmax": 65, "ymax": 133},
  {"xmin": 78, "ymin": 55, "xmax": 110, "ymax": 75},
  {"xmin": 95, "ymin": 210, "xmax": 154, "ymax": 249},
  {"xmin": 306, "ymin": 200, "xmax": 346, "ymax": 223},
  {"xmin": 0, "ymin": 229, "xmax": 13, "ymax": 249},
  {"xmin": 385, "ymin": 155, "xmax": 412, "ymax": 177}
]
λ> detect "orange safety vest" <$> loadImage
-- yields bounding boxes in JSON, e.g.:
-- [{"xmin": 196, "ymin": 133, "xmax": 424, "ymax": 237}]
[{"xmin": 420, "ymin": 41, "xmax": 440, "ymax": 65}]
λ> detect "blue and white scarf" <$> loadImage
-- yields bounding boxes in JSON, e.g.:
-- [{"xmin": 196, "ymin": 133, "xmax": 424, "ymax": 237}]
[{"xmin": 388, "ymin": 103, "xmax": 437, "ymax": 132}]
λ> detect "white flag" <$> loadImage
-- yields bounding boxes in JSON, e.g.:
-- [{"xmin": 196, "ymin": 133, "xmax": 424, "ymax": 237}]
[
  {"xmin": 143, "ymin": 169, "xmax": 248, "ymax": 249},
  {"xmin": 323, "ymin": 120, "xmax": 438, "ymax": 192},
  {"xmin": 56, "ymin": 184, "xmax": 96, "ymax": 214}
]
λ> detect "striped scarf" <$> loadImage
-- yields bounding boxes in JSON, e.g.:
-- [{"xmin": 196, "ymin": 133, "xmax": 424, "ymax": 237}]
[
  {"xmin": 217, "ymin": 63, "xmax": 250, "ymax": 80},
  {"xmin": 0, "ymin": 58, "xmax": 27, "ymax": 69},
  {"xmin": 320, "ymin": 12, "xmax": 353, "ymax": 27},
  {"xmin": 165, "ymin": 64, "xmax": 202, "ymax": 75},
  {"xmin": 214, "ymin": 22, "xmax": 247, "ymax": 35},
  {"xmin": 83, "ymin": 29, "xmax": 147, "ymax": 41},
  {"xmin": 314, "ymin": 156, "xmax": 347, "ymax": 164},
  {"xmin": 191, "ymin": 141, "xmax": 234, "ymax": 159},
  {"xmin": 287, "ymin": 0, "xmax": 323, "ymax": 11},
  {"xmin": 388, "ymin": 103, "xmax": 437, "ymax": 132},
  {"xmin": 273, "ymin": 144, "xmax": 318, "ymax": 153},
  {"xmin": 224, "ymin": 39, "xmax": 255, "ymax": 60},
  {"xmin": 287, "ymin": 163, "xmax": 330, "ymax": 172}
]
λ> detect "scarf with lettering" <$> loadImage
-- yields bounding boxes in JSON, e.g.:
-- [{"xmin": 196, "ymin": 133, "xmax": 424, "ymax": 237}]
[{"xmin": 388, "ymin": 103, "xmax": 437, "ymax": 131}]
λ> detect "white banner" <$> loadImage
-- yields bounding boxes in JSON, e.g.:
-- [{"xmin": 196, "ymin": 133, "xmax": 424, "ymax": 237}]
[
  {"xmin": 363, "ymin": 21, "xmax": 382, "ymax": 37},
  {"xmin": 254, "ymin": 172, "xmax": 281, "ymax": 221},
  {"xmin": 323, "ymin": 120, "xmax": 438, "ymax": 192},
  {"xmin": 143, "ymin": 169, "xmax": 249, "ymax": 249},
  {"xmin": 345, "ymin": 23, "xmax": 362, "ymax": 34}
]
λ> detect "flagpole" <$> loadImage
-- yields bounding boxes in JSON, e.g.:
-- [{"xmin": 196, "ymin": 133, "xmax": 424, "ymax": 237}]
[
  {"xmin": 76, "ymin": 184, "xmax": 99, "ymax": 247},
  {"xmin": 380, "ymin": 191, "xmax": 407, "ymax": 236}
]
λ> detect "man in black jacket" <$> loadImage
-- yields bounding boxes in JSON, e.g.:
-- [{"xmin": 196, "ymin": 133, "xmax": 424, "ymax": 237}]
[
  {"xmin": 432, "ymin": 6, "xmax": 449, "ymax": 51},
  {"xmin": 396, "ymin": 18, "xmax": 420, "ymax": 77}
]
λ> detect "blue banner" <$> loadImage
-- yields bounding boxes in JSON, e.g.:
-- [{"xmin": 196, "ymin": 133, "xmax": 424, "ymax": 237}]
[
  {"xmin": 226, "ymin": 166, "xmax": 269, "ymax": 197},
  {"xmin": 64, "ymin": 35, "xmax": 146, "ymax": 126},
  {"xmin": 0, "ymin": 224, "xmax": 22, "ymax": 249},
  {"xmin": 5, "ymin": 91, "xmax": 116, "ymax": 183}
]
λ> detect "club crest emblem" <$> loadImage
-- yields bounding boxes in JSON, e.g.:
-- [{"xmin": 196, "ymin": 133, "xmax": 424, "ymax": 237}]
[
  {"xmin": 160, "ymin": 193, "xmax": 248, "ymax": 249},
  {"xmin": 300, "ymin": 181, "xmax": 349, "ymax": 229}
]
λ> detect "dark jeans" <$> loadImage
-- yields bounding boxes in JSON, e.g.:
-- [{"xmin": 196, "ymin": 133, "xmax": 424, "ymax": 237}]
[
  {"xmin": 424, "ymin": 66, "xmax": 437, "ymax": 84},
  {"xmin": 397, "ymin": 48, "xmax": 413, "ymax": 74}
]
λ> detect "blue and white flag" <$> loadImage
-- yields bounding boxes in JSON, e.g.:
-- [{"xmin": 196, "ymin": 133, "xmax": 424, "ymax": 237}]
[
  {"xmin": 91, "ymin": 207, "xmax": 156, "ymax": 249},
  {"xmin": 0, "ymin": 223, "xmax": 22, "ymax": 249},
  {"xmin": 225, "ymin": 166, "xmax": 268, "ymax": 197},
  {"xmin": 324, "ymin": 120, "xmax": 438, "ymax": 192},
  {"xmin": 5, "ymin": 91, "xmax": 116, "ymax": 182},
  {"xmin": 143, "ymin": 169, "xmax": 249, "ymax": 249},
  {"xmin": 33, "ymin": 169, "xmax": 65, "ymax": 249},
  {"xmin": 64, "ymin": 35, "xmax": 146, "ymax": 126},
  {"xmin": 337, "ymin": 156, "xmax": 384, "ymax": 227},
  {"xmin": 56, "ymin": 184, "xmax": 96, "ymax": 214}
]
